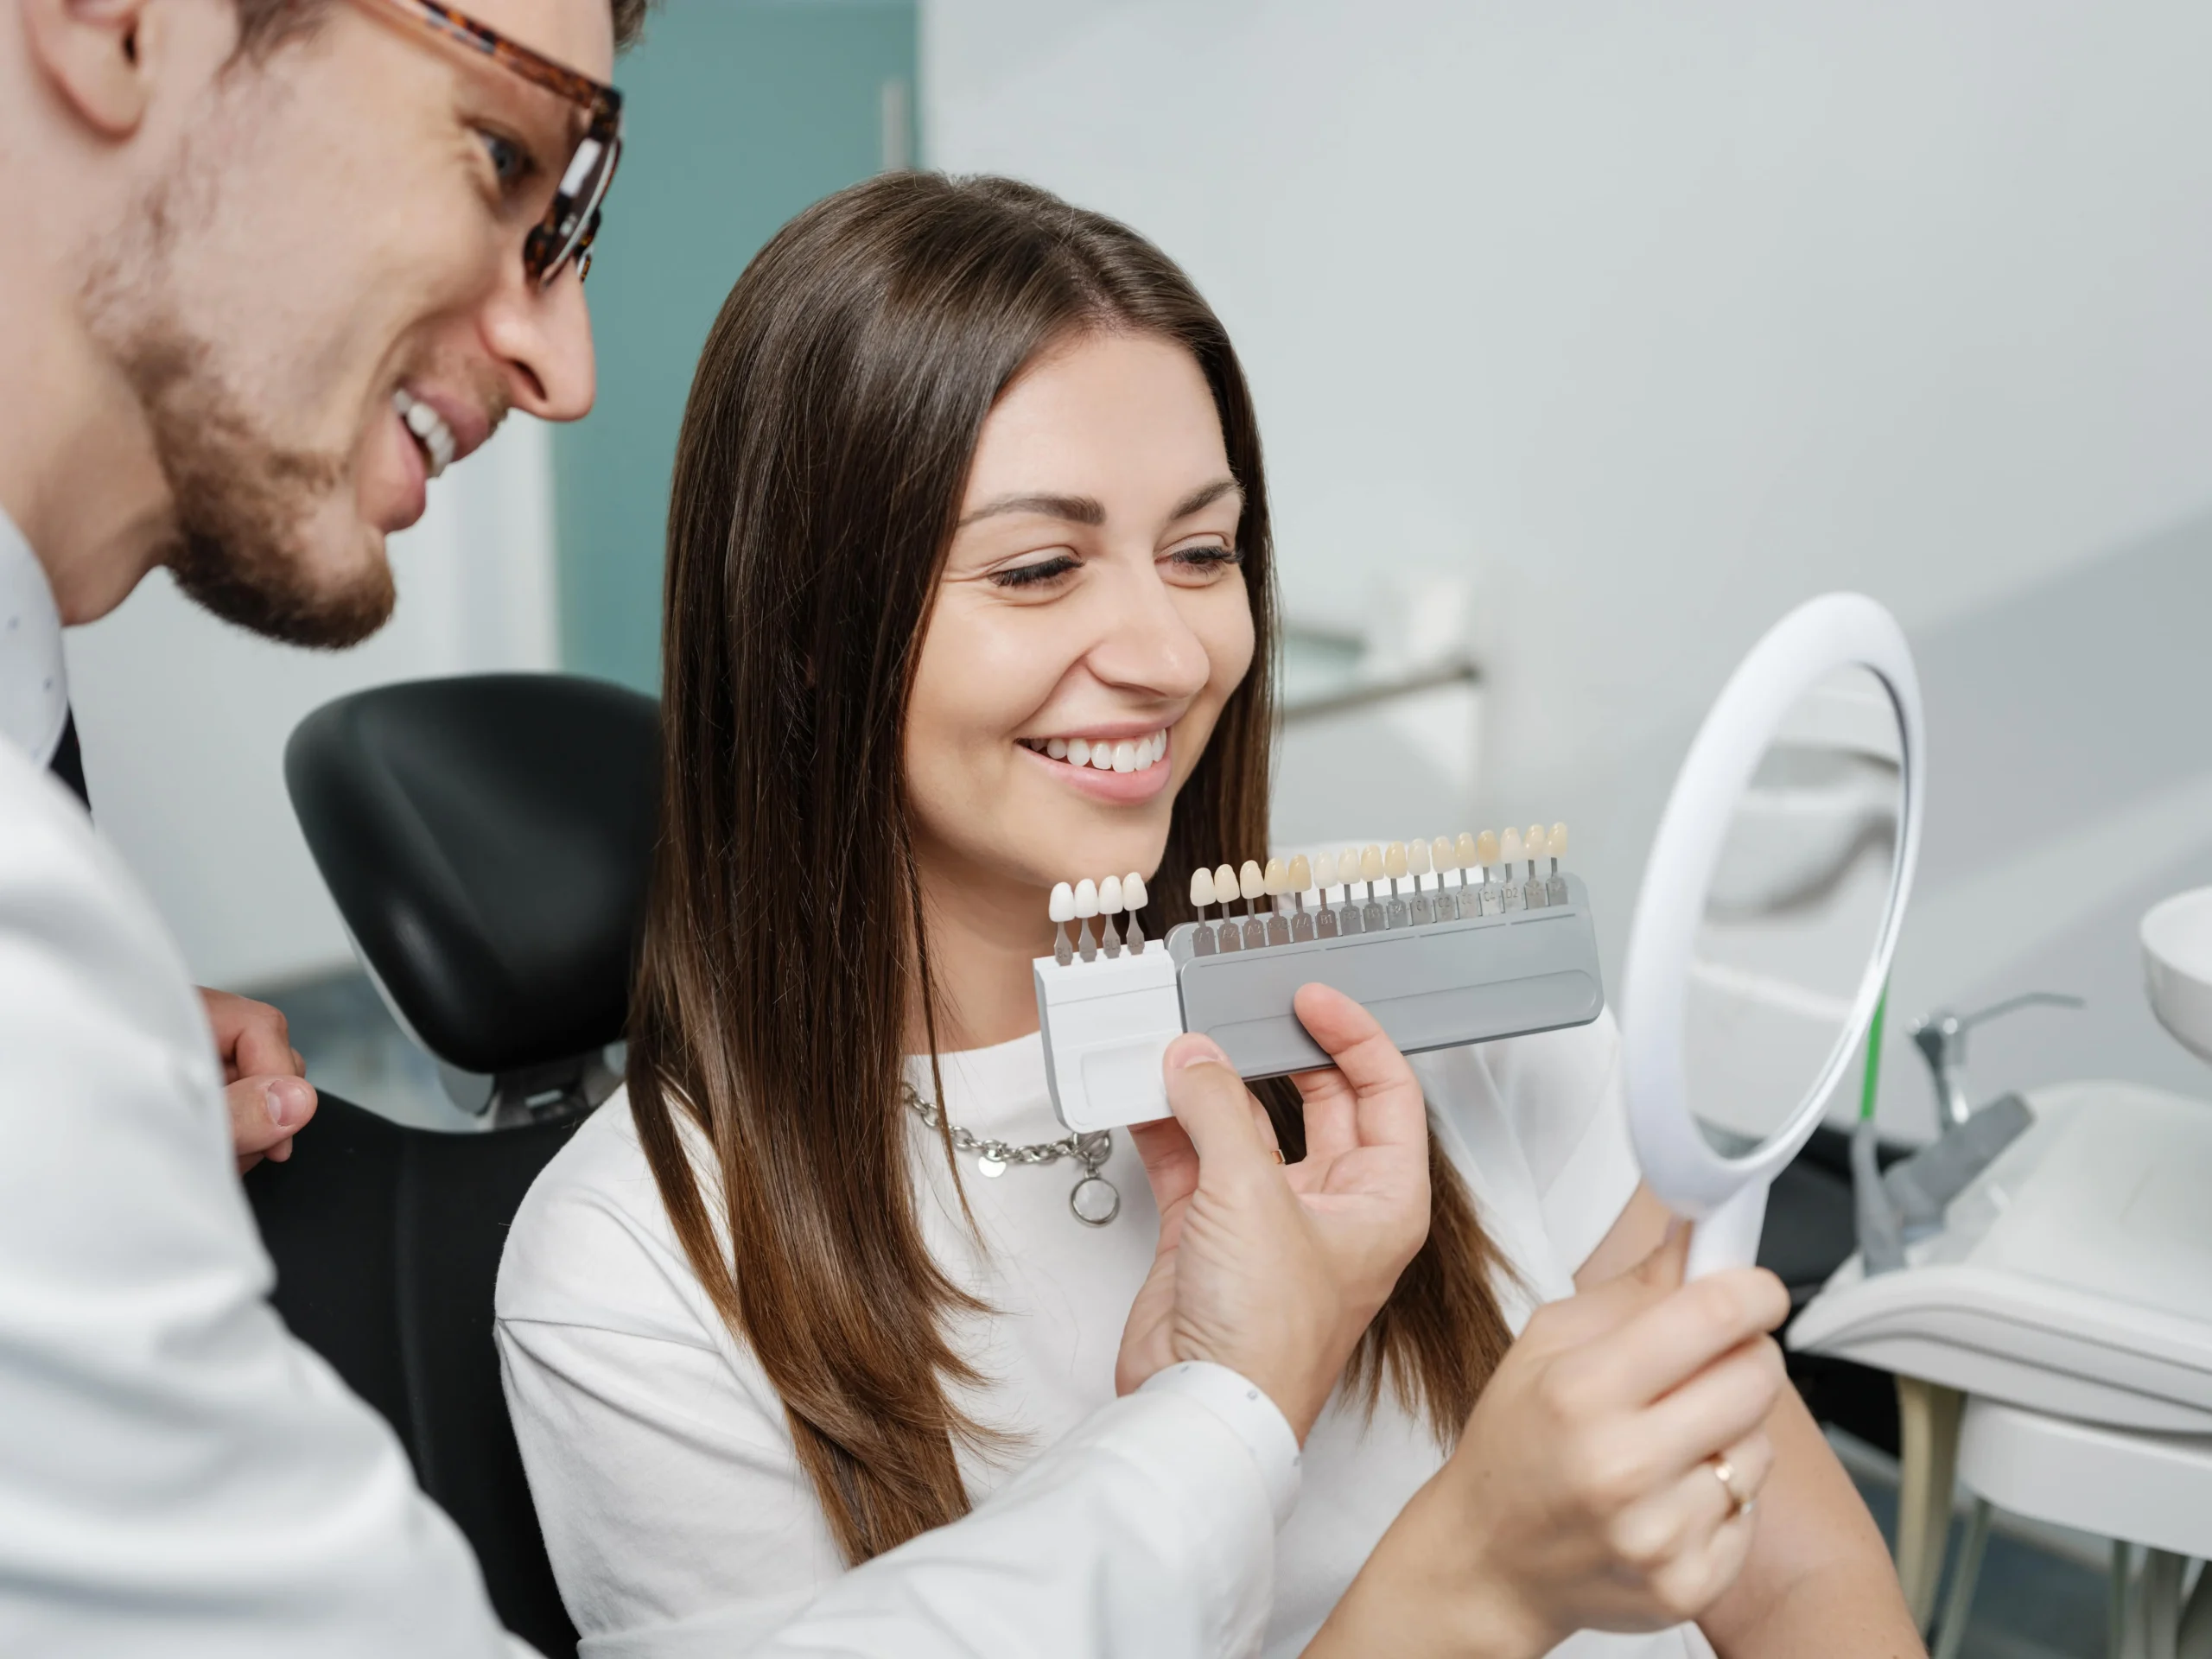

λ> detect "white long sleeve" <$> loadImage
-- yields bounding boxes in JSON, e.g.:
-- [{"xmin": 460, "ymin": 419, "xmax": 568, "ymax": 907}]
[
  {"xmin": 0, "ymin": 724, "xmax": 1294, "ymax": 1659},
  {"xmin": 0, "ymin": 741, "xmax": 521, "ymax": 1658},
  {"xmin": 621, "ymin": 1377, "xmax": 1286, "ymax": 1659}
]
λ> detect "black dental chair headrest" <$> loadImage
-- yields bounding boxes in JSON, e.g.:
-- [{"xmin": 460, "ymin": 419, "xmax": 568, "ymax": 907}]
[{"xmin": 285, "ymin": 674, "xmax": 658, "ymax": 1079}]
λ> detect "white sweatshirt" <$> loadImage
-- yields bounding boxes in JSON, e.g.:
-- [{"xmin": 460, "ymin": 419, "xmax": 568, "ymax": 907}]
[{"xmin": 499, "ymin": 1008, "xmax": 1712, "ymax": 1658}]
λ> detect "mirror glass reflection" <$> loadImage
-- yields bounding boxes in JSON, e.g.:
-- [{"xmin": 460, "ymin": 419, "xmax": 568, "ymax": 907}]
[{"xmin": 1685, "ymin": 664, "xmax": 1904, "ymax": 1158}]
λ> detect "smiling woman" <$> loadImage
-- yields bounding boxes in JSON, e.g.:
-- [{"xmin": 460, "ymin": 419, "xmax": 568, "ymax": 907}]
[{"xmin": 493, "ymin": 175, "xmax": 1867, "ymax": 1659}]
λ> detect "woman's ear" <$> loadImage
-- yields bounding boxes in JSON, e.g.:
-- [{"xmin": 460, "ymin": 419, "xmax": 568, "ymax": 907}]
[{"xmin": 20, "ymin": 0, "xmax": 167, "ymax": 138}]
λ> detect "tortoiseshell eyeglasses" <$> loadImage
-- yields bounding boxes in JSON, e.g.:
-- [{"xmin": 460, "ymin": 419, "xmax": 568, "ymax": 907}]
[{"xmin": 353, "ymin": 0, "xmax": 626, "ymax": 286}]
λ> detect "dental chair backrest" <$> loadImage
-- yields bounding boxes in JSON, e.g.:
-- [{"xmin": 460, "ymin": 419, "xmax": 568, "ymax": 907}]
[
  {"xmin": 286, "ymin": 671, "xmax": 659, "ymax": 1121},
  {"xmin": 251, "ymin": 672, "xmax": 659, "ymax": 1659}
]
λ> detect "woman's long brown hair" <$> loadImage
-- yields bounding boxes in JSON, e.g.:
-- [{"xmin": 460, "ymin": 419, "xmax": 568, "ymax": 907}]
[{"xmin": 628, "ymin": 173, "xmax": 1516, "ymax": 1566}]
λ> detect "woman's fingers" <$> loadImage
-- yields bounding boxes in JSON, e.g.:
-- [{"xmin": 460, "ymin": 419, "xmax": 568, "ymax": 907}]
[
  {"xmin": 1584, "ymin": 1267, "xmax": 1789, "ymax": 1410},
  {"xmin": 1637, "ymin": 1333, "xmax": 1788, "ymax": 1480}
]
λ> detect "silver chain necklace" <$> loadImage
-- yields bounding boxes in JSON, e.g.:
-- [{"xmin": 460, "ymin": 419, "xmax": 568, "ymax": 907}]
[{"xmin": 902, "ymin": 1083, "xmax": 1121, "ymax": 1226}]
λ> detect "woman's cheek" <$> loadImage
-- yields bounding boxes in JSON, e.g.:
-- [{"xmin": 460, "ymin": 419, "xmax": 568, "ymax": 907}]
[{"xmin": 1198, "ymin": 582, "xmax": 1256, "ymax": 700}]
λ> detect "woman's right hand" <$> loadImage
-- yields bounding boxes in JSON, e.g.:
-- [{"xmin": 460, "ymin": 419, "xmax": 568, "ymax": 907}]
[{"xmin": 1307, "ymin": 1225, "xmax": 1791, "ymax": 1659}]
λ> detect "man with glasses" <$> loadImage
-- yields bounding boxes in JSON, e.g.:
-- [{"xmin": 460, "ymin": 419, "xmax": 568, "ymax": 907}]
[{"xmin": 0, "ymin": 3, "xmax": 1435, "ymax": 1654}]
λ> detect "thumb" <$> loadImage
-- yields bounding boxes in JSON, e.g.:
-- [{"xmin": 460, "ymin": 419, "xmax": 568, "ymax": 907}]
[
  {"xmin": 1631, "ymin": 1216, "xmax": 1694, "ymax": 1291},
  {"xmin": 228, "ymin": 1074, "xmax": 316, "ymax": 1166},
  {"xmin": 1160, "ymin": 1033, "xmax": 1270, "ymax": 1172},
  {"xmin": 1522, "ymin": 1217, "xmax": 1691, "ymax": 1352},
  {"xmin": 1127, "ymin": 1116, "xmax": 1200, "ymax": 1241}
]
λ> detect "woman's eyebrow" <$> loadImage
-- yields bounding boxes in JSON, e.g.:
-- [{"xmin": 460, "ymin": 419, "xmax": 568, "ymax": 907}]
[
  {"xmin": 955, "ymin": 477, "xmax": 1243, "ymax": 531},
  {"xmin": 957, "ymin": 492, "xmax": 1105, "ymax": 529},
  {"xmin": 1167, "ymin": 478, "xmax": 1243, "ymax": 520}
]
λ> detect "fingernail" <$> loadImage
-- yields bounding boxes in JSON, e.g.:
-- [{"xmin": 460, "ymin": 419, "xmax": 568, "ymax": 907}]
[
  {"xmin": 265, "ymin": 1077, "xmax": 314, "ymax": 1129},
  {"xmin": 1168, "ymin": 1034, "xmax": 1229, "ymax": 1071}
]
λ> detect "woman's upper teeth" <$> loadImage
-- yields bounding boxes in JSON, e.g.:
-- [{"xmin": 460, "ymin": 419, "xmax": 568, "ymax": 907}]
[
  {"xmin": 391, "ymin": 388, "xmax": 457, "ymax": 479},
  {"xmin": 1028, "ymin": 730, "xmax": 1169, "ymax": 773}
]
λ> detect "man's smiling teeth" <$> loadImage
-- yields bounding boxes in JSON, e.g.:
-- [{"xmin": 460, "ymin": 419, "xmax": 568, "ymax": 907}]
[
  {"xmin": 1022, "ymin": 729, "xmax": 1170, "ymax": 774},
  {"xmin": 391, "ymin": 388, "xmax": 457, "ymax": 480}
]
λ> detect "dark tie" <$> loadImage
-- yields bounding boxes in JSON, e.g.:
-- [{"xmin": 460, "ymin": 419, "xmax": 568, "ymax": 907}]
[{"xmin": 48, "ymin": 709, "xmax": 89, "ymax": 810}]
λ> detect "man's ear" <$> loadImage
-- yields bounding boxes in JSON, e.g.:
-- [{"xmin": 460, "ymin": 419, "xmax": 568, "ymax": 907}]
[{"xmin": 19, "ymin": 0, "xmax": 163, "ymax": 137}]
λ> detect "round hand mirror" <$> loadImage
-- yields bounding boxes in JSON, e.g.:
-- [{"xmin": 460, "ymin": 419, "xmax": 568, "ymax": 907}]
[{"xmin": 1623, "ymin": 594, "xmax": 1925, "ymax": 1279}]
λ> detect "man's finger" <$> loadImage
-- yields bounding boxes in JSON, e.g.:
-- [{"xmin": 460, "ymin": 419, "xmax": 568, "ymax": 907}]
[
  {"xmin": 200, "ymin": 988, "xmax": 303, "ymax": 1081},
  {"xmin": 1127, "ymin": 1116, "xmax": 1200, "ymax": 1234},
  {"xmin": 1288, "ymin": 983, "xmax": 1426, "ymax": 1152},
  {"xmin": 227, "ymin": 1074, "xmax": 316, "ymax": 1163},
  {"xmin": 1160, "ymin": 1033, "xmax": 1274, "ymax": 1170}
]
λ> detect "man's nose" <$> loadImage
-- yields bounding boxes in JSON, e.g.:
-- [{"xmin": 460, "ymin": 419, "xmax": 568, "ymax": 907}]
[{"xmin": 482, "ymin": 261, "xmax": 597, "ymax": 423}]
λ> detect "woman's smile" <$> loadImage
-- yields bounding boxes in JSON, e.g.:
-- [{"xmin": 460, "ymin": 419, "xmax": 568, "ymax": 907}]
[{"xmin": 1014, "ymin": 725, "xmax": 1173, "ymax": 803}]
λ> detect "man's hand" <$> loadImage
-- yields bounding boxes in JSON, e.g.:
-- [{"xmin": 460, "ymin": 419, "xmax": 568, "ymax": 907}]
[
  {"xmin": 200, "ymin": 988, "xmax": 316, "ymax": 1175},
  {"xmin": 1115, "ymin": 982, "xmax": 1432, "ymax": 1442},
  {"xmin": 1306, "ymin": 1226, "xmax": 1791, "ymax": 1659}
]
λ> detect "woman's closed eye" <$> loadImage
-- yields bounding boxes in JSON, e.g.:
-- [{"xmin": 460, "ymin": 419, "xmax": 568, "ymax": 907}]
[
  {"xmin": 988, "ymin": 553, "xmax": 1081, "ymax": 590},
  {"xmin": 1163, "ymin": 543, "xmax": 1243, "ymax": 583}
]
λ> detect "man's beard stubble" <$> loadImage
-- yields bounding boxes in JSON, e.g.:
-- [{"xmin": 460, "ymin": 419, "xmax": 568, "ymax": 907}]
[
  {"xmin": 132, "ymin": 331, "xmax": 396, "ymax": 650},
  {"xmin": 80, "ymin": 137, "xmax": 397, "ymax": 651}
]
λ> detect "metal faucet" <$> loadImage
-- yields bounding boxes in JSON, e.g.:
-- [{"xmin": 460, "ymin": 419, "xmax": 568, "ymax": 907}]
[{"xmin": 1908, "ymin": 992, "xmax": 2083, "ymax": 1128}]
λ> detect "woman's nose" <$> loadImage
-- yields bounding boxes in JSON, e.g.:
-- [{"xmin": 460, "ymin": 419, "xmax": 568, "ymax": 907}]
[{"xmin": 1082, "ymin": 566, "xmax": 1214, "ymax": 701}]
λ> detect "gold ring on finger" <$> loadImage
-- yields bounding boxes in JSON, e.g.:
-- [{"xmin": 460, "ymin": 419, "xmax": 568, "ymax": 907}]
[
  {"xmin": 1270, "ymin": 1148, "xmax": 1286, "ymax": 1165},
  {"xmin": 1712, "ymin": 1456, "xmax": 1755, "ymax": 1520}
]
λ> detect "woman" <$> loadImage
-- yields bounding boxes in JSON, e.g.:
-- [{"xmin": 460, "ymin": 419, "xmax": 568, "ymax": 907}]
[{"xmin": 496, "ymin": 174, "xmax": 1916, "ymax": 1656}]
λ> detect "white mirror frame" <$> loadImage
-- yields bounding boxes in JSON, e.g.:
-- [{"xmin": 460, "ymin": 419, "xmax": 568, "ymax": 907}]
[{"xmin": 1623, "ymin": 593, "xmax": 1925, "ymax": 1276}]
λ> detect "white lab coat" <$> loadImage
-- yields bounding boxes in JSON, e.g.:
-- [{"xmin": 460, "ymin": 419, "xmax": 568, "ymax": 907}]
[{"xmin": 0, "ymin": 512, "xmax": 1291, "ymax": 1657}]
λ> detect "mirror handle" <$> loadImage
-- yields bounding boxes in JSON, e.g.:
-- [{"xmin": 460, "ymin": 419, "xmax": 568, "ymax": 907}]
[{"xmin": 1685, "ymin": 1180, "xmax": 1771, "ymax": 1281}]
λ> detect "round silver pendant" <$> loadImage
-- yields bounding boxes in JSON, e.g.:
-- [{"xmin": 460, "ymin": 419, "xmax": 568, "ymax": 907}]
[
  {"xmin": 976, "ymin": 1154, "xmax": 1007, "ymax": 1178},
  {"xmin": 1070, "ymin": 1175, "xmax": 1121, "ymax": 1227}
]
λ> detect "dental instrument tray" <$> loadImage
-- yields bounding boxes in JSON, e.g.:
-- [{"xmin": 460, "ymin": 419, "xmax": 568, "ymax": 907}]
[{"xmin": 1036, "ymin": 830, "xmax": 1605, "ymax": 1134}]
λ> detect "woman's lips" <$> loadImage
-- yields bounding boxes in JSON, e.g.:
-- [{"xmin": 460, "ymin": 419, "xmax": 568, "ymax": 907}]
[{"xmin": 1016, "ymin": 728, "xmax": 1174, "ymax": 804}]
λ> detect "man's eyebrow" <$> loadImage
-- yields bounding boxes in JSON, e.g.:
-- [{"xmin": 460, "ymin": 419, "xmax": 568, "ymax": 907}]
[{"xmin": 955, "ymin": 478, "xmax": 1243, "ymax": 531}]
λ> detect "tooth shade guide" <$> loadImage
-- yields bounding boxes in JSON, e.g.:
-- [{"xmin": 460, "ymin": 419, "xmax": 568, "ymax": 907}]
[
  {"xmin": 1123, "ymin": 871, "xmax": 1150, "ymax": 954},
  {"xmin": 1211, "ymin": 863, "xmax": 1243, "ymax": 951},
  {"xmin": 1402, "ymin": 838, "xmax": 1433, "ymax": 925},
  {"xmin": 1049, "ymin": 880, "xmax": 1077, "ymax": 965}
]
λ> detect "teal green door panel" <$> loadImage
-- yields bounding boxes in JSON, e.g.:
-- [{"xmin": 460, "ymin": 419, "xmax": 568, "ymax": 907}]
[{"xmin": 555, "ymin": 1, "xmax": 918, "ymax": 690}]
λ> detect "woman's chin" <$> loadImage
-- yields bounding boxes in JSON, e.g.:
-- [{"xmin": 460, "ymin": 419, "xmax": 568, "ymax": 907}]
[{"xmin": 1008, "ymin": 795, "xmax": 1172, "ymax": 887}]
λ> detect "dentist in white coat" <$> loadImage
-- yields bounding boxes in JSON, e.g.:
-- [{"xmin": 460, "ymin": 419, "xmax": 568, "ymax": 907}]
[{"xmin": 0, "ymin": 0, "xmax": 1435, "ymax": 1652}]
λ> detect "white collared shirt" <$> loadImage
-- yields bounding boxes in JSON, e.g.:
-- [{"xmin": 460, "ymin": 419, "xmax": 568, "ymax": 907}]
[{"xmin": 0, "ymin": 505, "xmax": 67, "ymax": 770}]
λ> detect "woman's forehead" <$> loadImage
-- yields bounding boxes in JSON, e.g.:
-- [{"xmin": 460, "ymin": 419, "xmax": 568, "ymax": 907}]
[{"xmin": 963, "ymin": 334, "xmax": 1230, "ymax": 520}]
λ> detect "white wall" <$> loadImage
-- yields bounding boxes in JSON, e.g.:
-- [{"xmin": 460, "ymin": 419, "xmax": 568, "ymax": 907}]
[
  {"xmin": 66, "ymin": 416, "xmax": 558, "ymax": 991},
  {"xmin": 927, "ymin": 0, "xmax": 2212, "ymax": 1135}
]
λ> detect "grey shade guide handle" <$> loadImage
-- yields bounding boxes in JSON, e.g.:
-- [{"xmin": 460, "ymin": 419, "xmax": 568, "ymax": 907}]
[{"xmin": 1166, "ymin": 874, "xmax": 1604, "ymax": 1080}]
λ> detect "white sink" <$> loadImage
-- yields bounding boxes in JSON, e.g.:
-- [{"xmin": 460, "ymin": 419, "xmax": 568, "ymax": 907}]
[{"xmin": 2142, "ymin": 887, "xmax": 2212, "ymax": 1065}]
